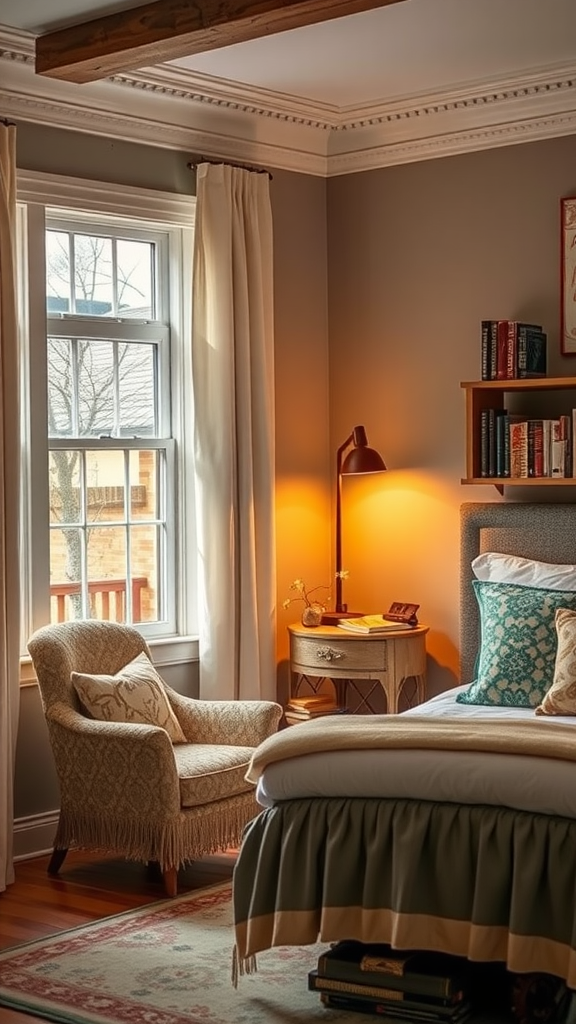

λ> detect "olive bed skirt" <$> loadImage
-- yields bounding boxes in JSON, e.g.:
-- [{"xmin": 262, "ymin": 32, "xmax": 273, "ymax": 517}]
[{"xmin": 233, "ymin": 797, "xmax": 576, "ymax": 987}]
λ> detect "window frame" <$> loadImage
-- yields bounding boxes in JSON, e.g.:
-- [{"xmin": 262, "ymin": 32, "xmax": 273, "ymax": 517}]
[{"xmin": 18, "ymin": 172, "xmax": 197, "ymax": 657}]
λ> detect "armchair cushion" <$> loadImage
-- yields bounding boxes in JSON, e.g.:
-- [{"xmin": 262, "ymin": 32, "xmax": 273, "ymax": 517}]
[
  {"xmin": 72, "ymin": 652, "xmax": 187, "ymax": 744},
  {"xmin": 173, "ymin": 744, "xmax": 254, "ymax": 807}
]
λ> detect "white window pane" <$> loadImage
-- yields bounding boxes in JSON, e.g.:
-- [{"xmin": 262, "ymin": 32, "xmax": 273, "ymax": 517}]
[
  {"xmin": 77, "ymin": 340, "xmax": 116, "ymax": 436},
  {"xmin": 118, "ymin": 343, "xmax": 156, "ymax": 436},
  {"xmin": 130, "ymin": 524, "xmax": 160, "ymax": 623},
  {"xmin": 86, "ymin": 449, "xmax": 126, "ymax": 523},
  {"xmin": 48, "ymin": 338, "xmax": 157, "ymax": 439},
  {"xmin": 48, "ymin": 446, "xmax": 167, "ymax": 627},
  {"xmin": 86, "ymin": 526, "xmax": 128, "ymax": 621},
  {"xmin": 74, "ymin": 234, "xmax": 114, "ymax": 315},
  {"xmin": 49, "ymin": 450, "xmax": 81, "ymax": 523},
  {"xmin": 47, "ymin": 339, "xmax": 73, "ymax": 436},
  {"xmin": 50, "ymin": 527, "xmax": 83, "ymax": 623},
  {"xmin": 117, "ymin": 238, "xmax": 155, "ymax": 319},
  {"xmin": 130, "ymin": 450, "xmax": 158, "ymax": 521},
  {"xmin": 46, "ymin": 231, "xmax": 72, "ymax": 314}
]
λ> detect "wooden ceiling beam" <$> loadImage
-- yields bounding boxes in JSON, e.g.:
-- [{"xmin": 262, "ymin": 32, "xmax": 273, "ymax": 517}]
[{"xmin": 35, "ymin": 0, "xmax": 405, "ymax": 84}]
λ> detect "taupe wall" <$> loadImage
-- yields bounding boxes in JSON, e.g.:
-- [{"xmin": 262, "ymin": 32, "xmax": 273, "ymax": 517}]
[
  {"xmin": 326, "ymin": 133, "xmax": 576, "ymax": 696},
  {"xmin": 14, "ymin": 124, "xmax": 331, "ymax": 828}
]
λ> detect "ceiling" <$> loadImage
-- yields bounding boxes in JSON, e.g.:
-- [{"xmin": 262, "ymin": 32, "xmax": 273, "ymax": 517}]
[{"xmin": 1, "ymin": 0, "xmax": 576, "ymax": 176}]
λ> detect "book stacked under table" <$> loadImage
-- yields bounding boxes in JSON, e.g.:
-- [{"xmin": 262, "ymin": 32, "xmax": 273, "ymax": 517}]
[
  {"xmin": 284, "ymin": 694, "xmax": 345, "ymax": 725},
  {"xmin": 309, "ymin": 941, "xmax": 474, "ymax": 1020}
]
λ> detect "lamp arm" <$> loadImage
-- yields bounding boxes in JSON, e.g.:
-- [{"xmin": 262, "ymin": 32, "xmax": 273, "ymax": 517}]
[{"xmin": 335, "ymin": 433, "xmax": 354, "ymax": 613}]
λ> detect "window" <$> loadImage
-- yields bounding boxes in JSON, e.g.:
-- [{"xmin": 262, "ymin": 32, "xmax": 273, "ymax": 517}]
[{"xmin": 19, "ymin": 176, "xmax": 196, "ymax": 649}]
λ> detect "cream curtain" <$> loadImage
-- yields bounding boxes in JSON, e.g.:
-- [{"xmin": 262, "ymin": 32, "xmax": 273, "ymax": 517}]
[
  {"xmin": 0, "ymin": 123, "xmax": 20, "ymax": 891},
  {"xmin": 191, "ymin": 162, "xmax": 276, "ymax": 701}
]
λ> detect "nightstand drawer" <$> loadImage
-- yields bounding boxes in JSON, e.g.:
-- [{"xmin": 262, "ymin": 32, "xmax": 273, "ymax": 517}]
[{"xmin": 290, "ymin": 634, "xmax": 387, "ymax": 674}]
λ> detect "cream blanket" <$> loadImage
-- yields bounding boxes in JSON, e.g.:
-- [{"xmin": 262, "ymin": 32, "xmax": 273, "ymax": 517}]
[{"xmin": 245, "ymin": 713, "xmax": 576, "ymax": 784}]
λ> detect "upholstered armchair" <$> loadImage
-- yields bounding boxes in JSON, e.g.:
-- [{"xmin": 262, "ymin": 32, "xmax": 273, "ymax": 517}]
[{"xmin": 27, "ymin": 620, "xmax": 282, "ymax": 896}]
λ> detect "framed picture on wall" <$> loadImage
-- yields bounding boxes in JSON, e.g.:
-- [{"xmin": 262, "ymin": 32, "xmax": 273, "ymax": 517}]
[{"xmin": 561, "ymin": 196, "xmax": 576, "ymax": 355}]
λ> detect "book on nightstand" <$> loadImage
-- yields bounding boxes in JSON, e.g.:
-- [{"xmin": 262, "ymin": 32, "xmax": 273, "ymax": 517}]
[{"xmin": 337, "ymin": 615, "xmax": 409, "ymax": 634}]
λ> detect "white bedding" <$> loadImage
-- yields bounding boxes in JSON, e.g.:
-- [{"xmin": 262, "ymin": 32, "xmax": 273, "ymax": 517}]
[{"xmin": 256, "ymin": 685, "xmax": 576, "ymax": 818}]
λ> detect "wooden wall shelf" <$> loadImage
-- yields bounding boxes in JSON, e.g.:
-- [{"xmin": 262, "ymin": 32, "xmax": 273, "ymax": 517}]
[{"xmin": 461, "ymin": 376, "xmax": 576, "ymax": 492}]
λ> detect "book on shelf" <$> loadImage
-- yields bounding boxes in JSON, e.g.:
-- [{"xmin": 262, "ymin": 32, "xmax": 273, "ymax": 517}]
[
  {"xmin": 480, "ymin": 319, "xmax": 499, "ymax": 381},
  {"xmin": 316, "ymin": 942, "xmax": 471, "ymax": 1001},
  {"xmin": 506, "ymin": 321, "xmax": 542, "ymax": 379},
  {"xmin": 552, "ymin": 415, "xmax": 571, "ymax": 478},
  {"xmin": 487, "ymin": 408, "xmax": 496, "ymax": 477},
  {"xmin": 318, "ymin": 991, "xmax": 473, "ymax": 1022},
  {"xmin": 495, "ymin": 410, "xmax": 510, "ymax": 478},
  {"xmin": 337, "ymin": 615, "xmax": 410, "ymax": 634},
  {"xmin": 480, "ymin": 408, "xmax": 508, "ymax": 478},
  {"xmin": 527, "ymin": 419, "xmax": 544, "ymax": 477},
  {"xmin": 480, "ymin": 319, "xmax": 543, "ymax": 380},
  {"xmin": 484, "ymin": 414, "xmax": 574, "ymax": 480},
  {"xmin": 480, "ymin": 320, "xmax": 492, "ymax": 381},
  {"xmin": 495, "ymin": 319, "xmax": 509, "ymax": 380},
  {"xmin": 509, "ymin": 418, "xmax": 529, "ymax": 478},
  {"xmin": 517, "ymin": 326, "xmax": 547, "ymax": 377}
]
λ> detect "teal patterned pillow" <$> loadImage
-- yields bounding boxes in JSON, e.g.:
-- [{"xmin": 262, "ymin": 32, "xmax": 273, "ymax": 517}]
[{"xmin": 456, "ymin": 580, "xmax": 576, "ymax": 708}]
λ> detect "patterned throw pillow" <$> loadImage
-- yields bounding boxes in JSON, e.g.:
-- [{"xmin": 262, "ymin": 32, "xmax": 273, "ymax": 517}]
[
  {"xmin": 456, "ymin": 581, "xmax": 576, "ymax": 708},
  {"xmin": 72, "ymin": 651, "xmax": 187, "ymax": 743},
  {"xmin": 536, "ymin": 608, "xmax": 576, "ymax": 716}
]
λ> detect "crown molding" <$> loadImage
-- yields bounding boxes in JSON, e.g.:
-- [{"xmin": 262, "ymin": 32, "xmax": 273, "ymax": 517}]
[{"xmin": 1, "ymin": 26, "xmax": 576, "ymax": 176}]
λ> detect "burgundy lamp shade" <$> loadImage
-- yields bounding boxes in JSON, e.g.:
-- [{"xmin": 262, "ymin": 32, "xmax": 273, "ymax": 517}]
[{"xmin": 341, "ymin": 426, "xmax": 387, "ymax": 475}]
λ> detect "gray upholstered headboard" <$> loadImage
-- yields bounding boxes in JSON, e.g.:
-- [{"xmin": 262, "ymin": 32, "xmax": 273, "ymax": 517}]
[{"xmin": 460, "ymin": 502, "xmax": 576, "ymax": 684}]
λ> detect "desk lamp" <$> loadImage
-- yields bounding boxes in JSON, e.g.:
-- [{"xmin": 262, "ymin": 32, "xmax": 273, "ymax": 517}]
[{"xmin": 321, "ymin": 425, "xmax": 386, "ymax": 625}]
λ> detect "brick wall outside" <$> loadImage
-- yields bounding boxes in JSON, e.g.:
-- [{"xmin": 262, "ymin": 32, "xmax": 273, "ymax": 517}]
[{"xmin": 50, "ymin": 450, "xmax": 158, "ymax": 623}]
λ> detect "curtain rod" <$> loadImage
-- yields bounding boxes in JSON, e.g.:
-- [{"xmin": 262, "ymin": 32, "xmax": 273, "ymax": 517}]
[
  {"xmin": 0, "ymin": 117, "xmax": 16, "ymax": 127},
  {"xmin": 188, "ymin": 158, "xmax": 272, "ymax": 180}
]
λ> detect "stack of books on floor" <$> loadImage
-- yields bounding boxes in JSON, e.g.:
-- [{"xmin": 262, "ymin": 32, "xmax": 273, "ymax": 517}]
[
  {"xmin": 309, "ymin": 941, "xmax": 474, "ymax": 1020},
  {"xmin": 284, "ymin": 694, "xmax": 345, "ymax": 724}
]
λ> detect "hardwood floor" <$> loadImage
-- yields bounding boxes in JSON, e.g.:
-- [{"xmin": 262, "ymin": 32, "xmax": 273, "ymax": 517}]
[{"xmin": 0, "ymin": 848, "xmax": 237, "ymax": 1024}]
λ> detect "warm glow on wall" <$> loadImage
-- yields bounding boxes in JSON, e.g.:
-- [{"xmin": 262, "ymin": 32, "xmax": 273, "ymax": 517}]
[
  {"xmin": 343, "ymin": 469, "xmax": 462, "ymax": 685},
  {"xmin": 275, "ymin": 476, "xmax": 331, "ymax": 596}
]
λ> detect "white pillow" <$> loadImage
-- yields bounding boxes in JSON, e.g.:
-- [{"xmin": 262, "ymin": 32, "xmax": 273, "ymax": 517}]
[
  {"xmin": 72, "ymin": 651, "xmax": 187, "ymax": 743},
  {"xmin": 471, "ymin": 552, "xmax": 576, "ymax": 592}
]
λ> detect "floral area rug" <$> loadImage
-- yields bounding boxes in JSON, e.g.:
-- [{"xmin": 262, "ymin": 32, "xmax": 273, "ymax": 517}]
[{"xmin": 0, "ymin": 881, "xmax": 340, "ymax": 1024}]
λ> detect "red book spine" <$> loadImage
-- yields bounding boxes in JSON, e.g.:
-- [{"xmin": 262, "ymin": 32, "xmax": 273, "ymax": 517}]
[
  {"xmin": 506, "ymin": 321, "xmax": 517, "ymax": 379},
  {"xmin": 510, "ymin": 420, "xmax": 528, "ymax": 478}
]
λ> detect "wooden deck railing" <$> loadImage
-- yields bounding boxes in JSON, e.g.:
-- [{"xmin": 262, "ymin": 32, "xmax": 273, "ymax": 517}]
[{"xmin": 50, "ymin": 577, "xmax": 149, "ymax": 623}]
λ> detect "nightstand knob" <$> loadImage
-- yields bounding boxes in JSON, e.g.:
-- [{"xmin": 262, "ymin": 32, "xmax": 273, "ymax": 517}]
[{"xmin": 316, "ymin": 646, "xmax": 343, "ymax": 662}]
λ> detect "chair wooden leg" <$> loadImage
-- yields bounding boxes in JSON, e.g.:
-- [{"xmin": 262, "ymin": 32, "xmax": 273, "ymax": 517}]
[
  {"xmin": 163, "ymin": 867, "xmax": 178, "ymax": 898},
  {"xmin": 48, "ymin": 848, "xmax": 68, "ymax": 876}
]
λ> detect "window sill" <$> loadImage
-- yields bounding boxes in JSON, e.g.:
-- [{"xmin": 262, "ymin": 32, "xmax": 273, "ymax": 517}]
[{"xmin": 20, "ymin": 633, "xmax": 199, "ymax": 686}]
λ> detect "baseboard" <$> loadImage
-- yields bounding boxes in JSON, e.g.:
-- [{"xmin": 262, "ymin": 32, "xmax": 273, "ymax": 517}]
[{"xmin": 13, "ymin": 811, "xmax": 58, "ymax": 861}]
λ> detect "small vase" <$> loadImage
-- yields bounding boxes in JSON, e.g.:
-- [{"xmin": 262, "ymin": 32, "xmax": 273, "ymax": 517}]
[{"xmin": 301, "ymin": 603, "xmax": 323, "ymax": 627}]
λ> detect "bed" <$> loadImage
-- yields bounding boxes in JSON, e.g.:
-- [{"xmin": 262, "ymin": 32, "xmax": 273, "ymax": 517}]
[{"xmin": 232, "ymin": 502, "xmax": 576, "ymax": 988}]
